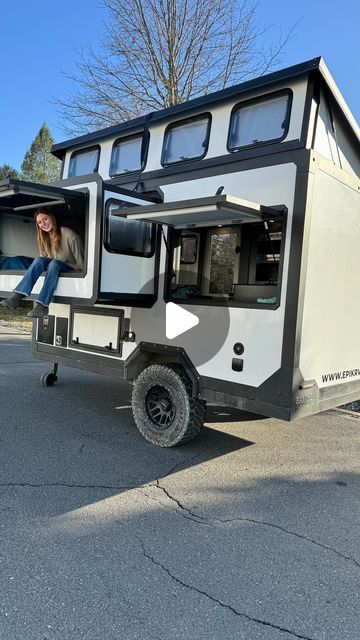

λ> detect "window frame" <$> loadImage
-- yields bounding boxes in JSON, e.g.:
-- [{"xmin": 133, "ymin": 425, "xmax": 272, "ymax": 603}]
[
  {"xmin": 166, "ymin": 216, "xmax": 287, "ymax": 310},
  {"xmin": 109, "ymin": 133, "xmax": 149, "ymax": 178},
  {"xmin": 161, "ymin": 113, "xmax": 212, "ymax": 167},
  {"xmin": 227, "ymin": 89, "xmax": 293, "ymax": 153},
  {"xmin": 103, "ymin": 198, "xmax": 157, "ymax": 258},
  {"xmin": 68, "ymin": 145, "xmax": 100, "ymax": 178}
]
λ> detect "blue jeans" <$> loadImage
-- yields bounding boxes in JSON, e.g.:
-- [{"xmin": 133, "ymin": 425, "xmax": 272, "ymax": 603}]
[{"xmin": 14, "ymin": 257, "xmax": 74, "ymax": 306}]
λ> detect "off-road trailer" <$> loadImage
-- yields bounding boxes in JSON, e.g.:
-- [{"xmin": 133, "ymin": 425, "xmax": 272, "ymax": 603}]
[{"xmin": 0, "ymin": 57, "xmax": 359, "ymax": 446}]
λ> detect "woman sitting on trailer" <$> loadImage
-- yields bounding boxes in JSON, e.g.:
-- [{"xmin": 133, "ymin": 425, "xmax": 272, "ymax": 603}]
[{"xmin": 0, "ymin": 208, "xmax": 84, "ymax": 318}]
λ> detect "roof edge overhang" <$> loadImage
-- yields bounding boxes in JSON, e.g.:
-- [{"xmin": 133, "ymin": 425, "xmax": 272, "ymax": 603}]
[
  {"xmin": 51, "ymin": 57, "xmax": 322, "ymax": 159},
  {"xmin": 52, "ymin": 56, "xmax": 359, "ymax": 159}
]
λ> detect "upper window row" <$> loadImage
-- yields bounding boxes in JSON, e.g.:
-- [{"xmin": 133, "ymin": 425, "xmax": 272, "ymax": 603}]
[{"xmin": 68, "ymin": 90, "xmax": 292, "ymax": 178}]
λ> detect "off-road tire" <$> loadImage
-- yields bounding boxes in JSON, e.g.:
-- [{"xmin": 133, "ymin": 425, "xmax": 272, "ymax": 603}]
[{"xmin": 131, "ymin": 364, "xmax": 205, "ymax": 447}]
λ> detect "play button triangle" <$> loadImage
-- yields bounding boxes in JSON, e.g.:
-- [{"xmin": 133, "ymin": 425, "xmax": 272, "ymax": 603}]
[{"xmin": 166, "ymin": 302, "xmax": 199, "ymax": 339}]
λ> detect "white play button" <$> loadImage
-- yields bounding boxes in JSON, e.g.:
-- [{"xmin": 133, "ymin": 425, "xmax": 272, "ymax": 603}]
[{"xmin": 166, "ymin": 302, "xmax": 199, "ymax": 339}]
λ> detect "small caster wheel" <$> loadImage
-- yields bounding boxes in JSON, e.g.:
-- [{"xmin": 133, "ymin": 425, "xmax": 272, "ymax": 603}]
[{"xmin": 41, "ymin": 372, "xmax": 58, "ymax": 387}]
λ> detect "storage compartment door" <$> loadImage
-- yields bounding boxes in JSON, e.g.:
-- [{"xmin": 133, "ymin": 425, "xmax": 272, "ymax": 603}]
[
  {"xmin": 100, "ymin": 190, "xmax": 160, "ymax": 305},
  {"xmin": 70, "ymin": 308, "xmax": 124, "ymax": 355}
]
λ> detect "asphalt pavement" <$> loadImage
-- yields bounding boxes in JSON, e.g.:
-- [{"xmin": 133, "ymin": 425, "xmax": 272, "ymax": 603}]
[{"xmin": 0, "ymin": 326, "xmax": 359, "ymax": 640}]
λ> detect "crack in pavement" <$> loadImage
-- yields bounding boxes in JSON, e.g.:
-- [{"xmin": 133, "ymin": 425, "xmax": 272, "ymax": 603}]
[
  {"xmin": 161, "ymin": 453, "xmax": 202, "ymax": 479},
  {"xmin": 154, "ymin": 483, "xmax": 360, "ymax": 569},
  {"xmin": 219, "ymin": 515, "xmax": 360, "ymax": 569},
  {"xmin": 139, "ymin": 486, "xmax": 213, "ymax": 526},
  {"xmin": 0, "ymin": 457, "xmax": 200, "ymax": 497},
  {"xmin": 2, "ymin": 470, "xmax": 358, "ymax": 571},
  {"xmin": 0, "ymin": 482, "xmax": 136, "ymax": 490},
  {"xmin": 0, "ymin": 457, "xmax": 197, "ymax": 494},
  {"xmin": 136, "ymin": 536, "xmax": 317, "ymax": 640},
  {"xmin": 154, "ymin": 481, "xmax": 212, "ymax": 525}
]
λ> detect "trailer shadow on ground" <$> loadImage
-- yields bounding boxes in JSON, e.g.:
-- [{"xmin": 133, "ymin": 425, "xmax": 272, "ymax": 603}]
[
  {"xmin": 205, "ymin": 403, "xmax": 267, "ymax": 423},
  {"xmin": 0, "ymin": 343, "xmax": 260, "ymax": 508},
  {"xmin": 1, "ymin": 336, "xmax": 360, "ymax": 640}
]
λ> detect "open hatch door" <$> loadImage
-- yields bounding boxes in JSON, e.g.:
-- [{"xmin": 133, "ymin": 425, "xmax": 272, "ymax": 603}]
[
  {"xmin": 123, "ymin": 194, "xmax": 286, "ymax": 228},
  {"xmin": 123, "ymin": 193, "xmax": 287, "ymax": 308},
  {"xmin": 0, "ymin": 178, "xmax": 86, "ymax": 211},
  {"xmin": 0, "ymin": 177, "xmax": 91, "ymax": 301}
]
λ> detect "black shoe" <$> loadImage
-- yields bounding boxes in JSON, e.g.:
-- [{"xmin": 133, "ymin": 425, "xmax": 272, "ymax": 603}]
[
  {"xmin": 27, "ymin": 303, "xmax": 49, "ymax": 318},
  {"xmin": 0, "ymin": 292, "xmax": 25, "ymax": 310}
]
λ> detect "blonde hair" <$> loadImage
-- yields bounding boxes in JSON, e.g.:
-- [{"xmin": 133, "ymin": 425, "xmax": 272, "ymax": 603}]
[{"xmin": 34, "ymin": 209, "xmax": 61, "ymax": 255}]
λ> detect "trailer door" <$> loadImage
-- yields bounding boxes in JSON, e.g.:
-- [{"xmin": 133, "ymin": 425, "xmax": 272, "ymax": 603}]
[{"xmin": 99, "ymin": 189, "xmax": 160, "ymax": 305}]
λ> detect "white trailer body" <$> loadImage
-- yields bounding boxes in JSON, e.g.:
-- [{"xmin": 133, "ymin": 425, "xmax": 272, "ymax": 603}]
[{"xmin": 0, "ymin": 57, "xmax": 359, "ymax": 446}]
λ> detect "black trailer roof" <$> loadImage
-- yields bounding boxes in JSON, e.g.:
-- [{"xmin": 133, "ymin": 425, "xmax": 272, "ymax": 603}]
[{"xmin": 52, "ymin": 57, "xmax": 359, "ymax": 159}]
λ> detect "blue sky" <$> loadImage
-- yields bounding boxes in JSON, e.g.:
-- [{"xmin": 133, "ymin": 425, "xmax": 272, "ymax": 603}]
[{"xmin": 0, "ymin": 0, "xmax": 359, "ymax": 171}]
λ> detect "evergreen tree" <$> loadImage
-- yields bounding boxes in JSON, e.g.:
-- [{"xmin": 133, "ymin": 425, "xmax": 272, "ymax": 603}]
[
  {"xmin": 0, "ymin": 164, "xmax": 19, "ymax": 180},
  {"xmin": 21, "ymin": 123, "xmax": 61, "ymax": 183}
]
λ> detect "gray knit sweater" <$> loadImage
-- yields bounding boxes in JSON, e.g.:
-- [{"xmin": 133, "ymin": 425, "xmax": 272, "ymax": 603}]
[{"xmin": 42, "ymin": 227, "xmax": 84, "ymax": 271}]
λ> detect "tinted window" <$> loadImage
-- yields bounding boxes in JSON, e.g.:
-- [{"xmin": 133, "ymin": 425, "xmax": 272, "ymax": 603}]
[
  {"xmin": 110, "ymin": 136, "xmax": 143, "ymax": 176},
  {"xmin": 68, "ymin": 147, "xmax": 100, "ymax": 177},
  {"xmin": 162, "ymin": 115, "xmax": 211, "ymax": 165},
  {"xmin": 105, "ymin": 201, "xmax": 155, "ymax": 257},
  {"xmin": 228, "ymin": 92, "xmax": 291, "ymax": 150}
]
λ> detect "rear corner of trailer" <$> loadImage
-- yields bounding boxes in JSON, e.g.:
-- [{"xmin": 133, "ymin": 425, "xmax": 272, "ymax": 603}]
[{"xmin": 297, "ymin": 71, "xmax": 360, "ymax": 416}]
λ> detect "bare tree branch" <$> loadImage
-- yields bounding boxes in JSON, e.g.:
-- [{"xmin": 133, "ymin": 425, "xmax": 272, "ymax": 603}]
[{"xmin": 55, "ymin": 0, "xmax": 296, "ymax": 136}]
